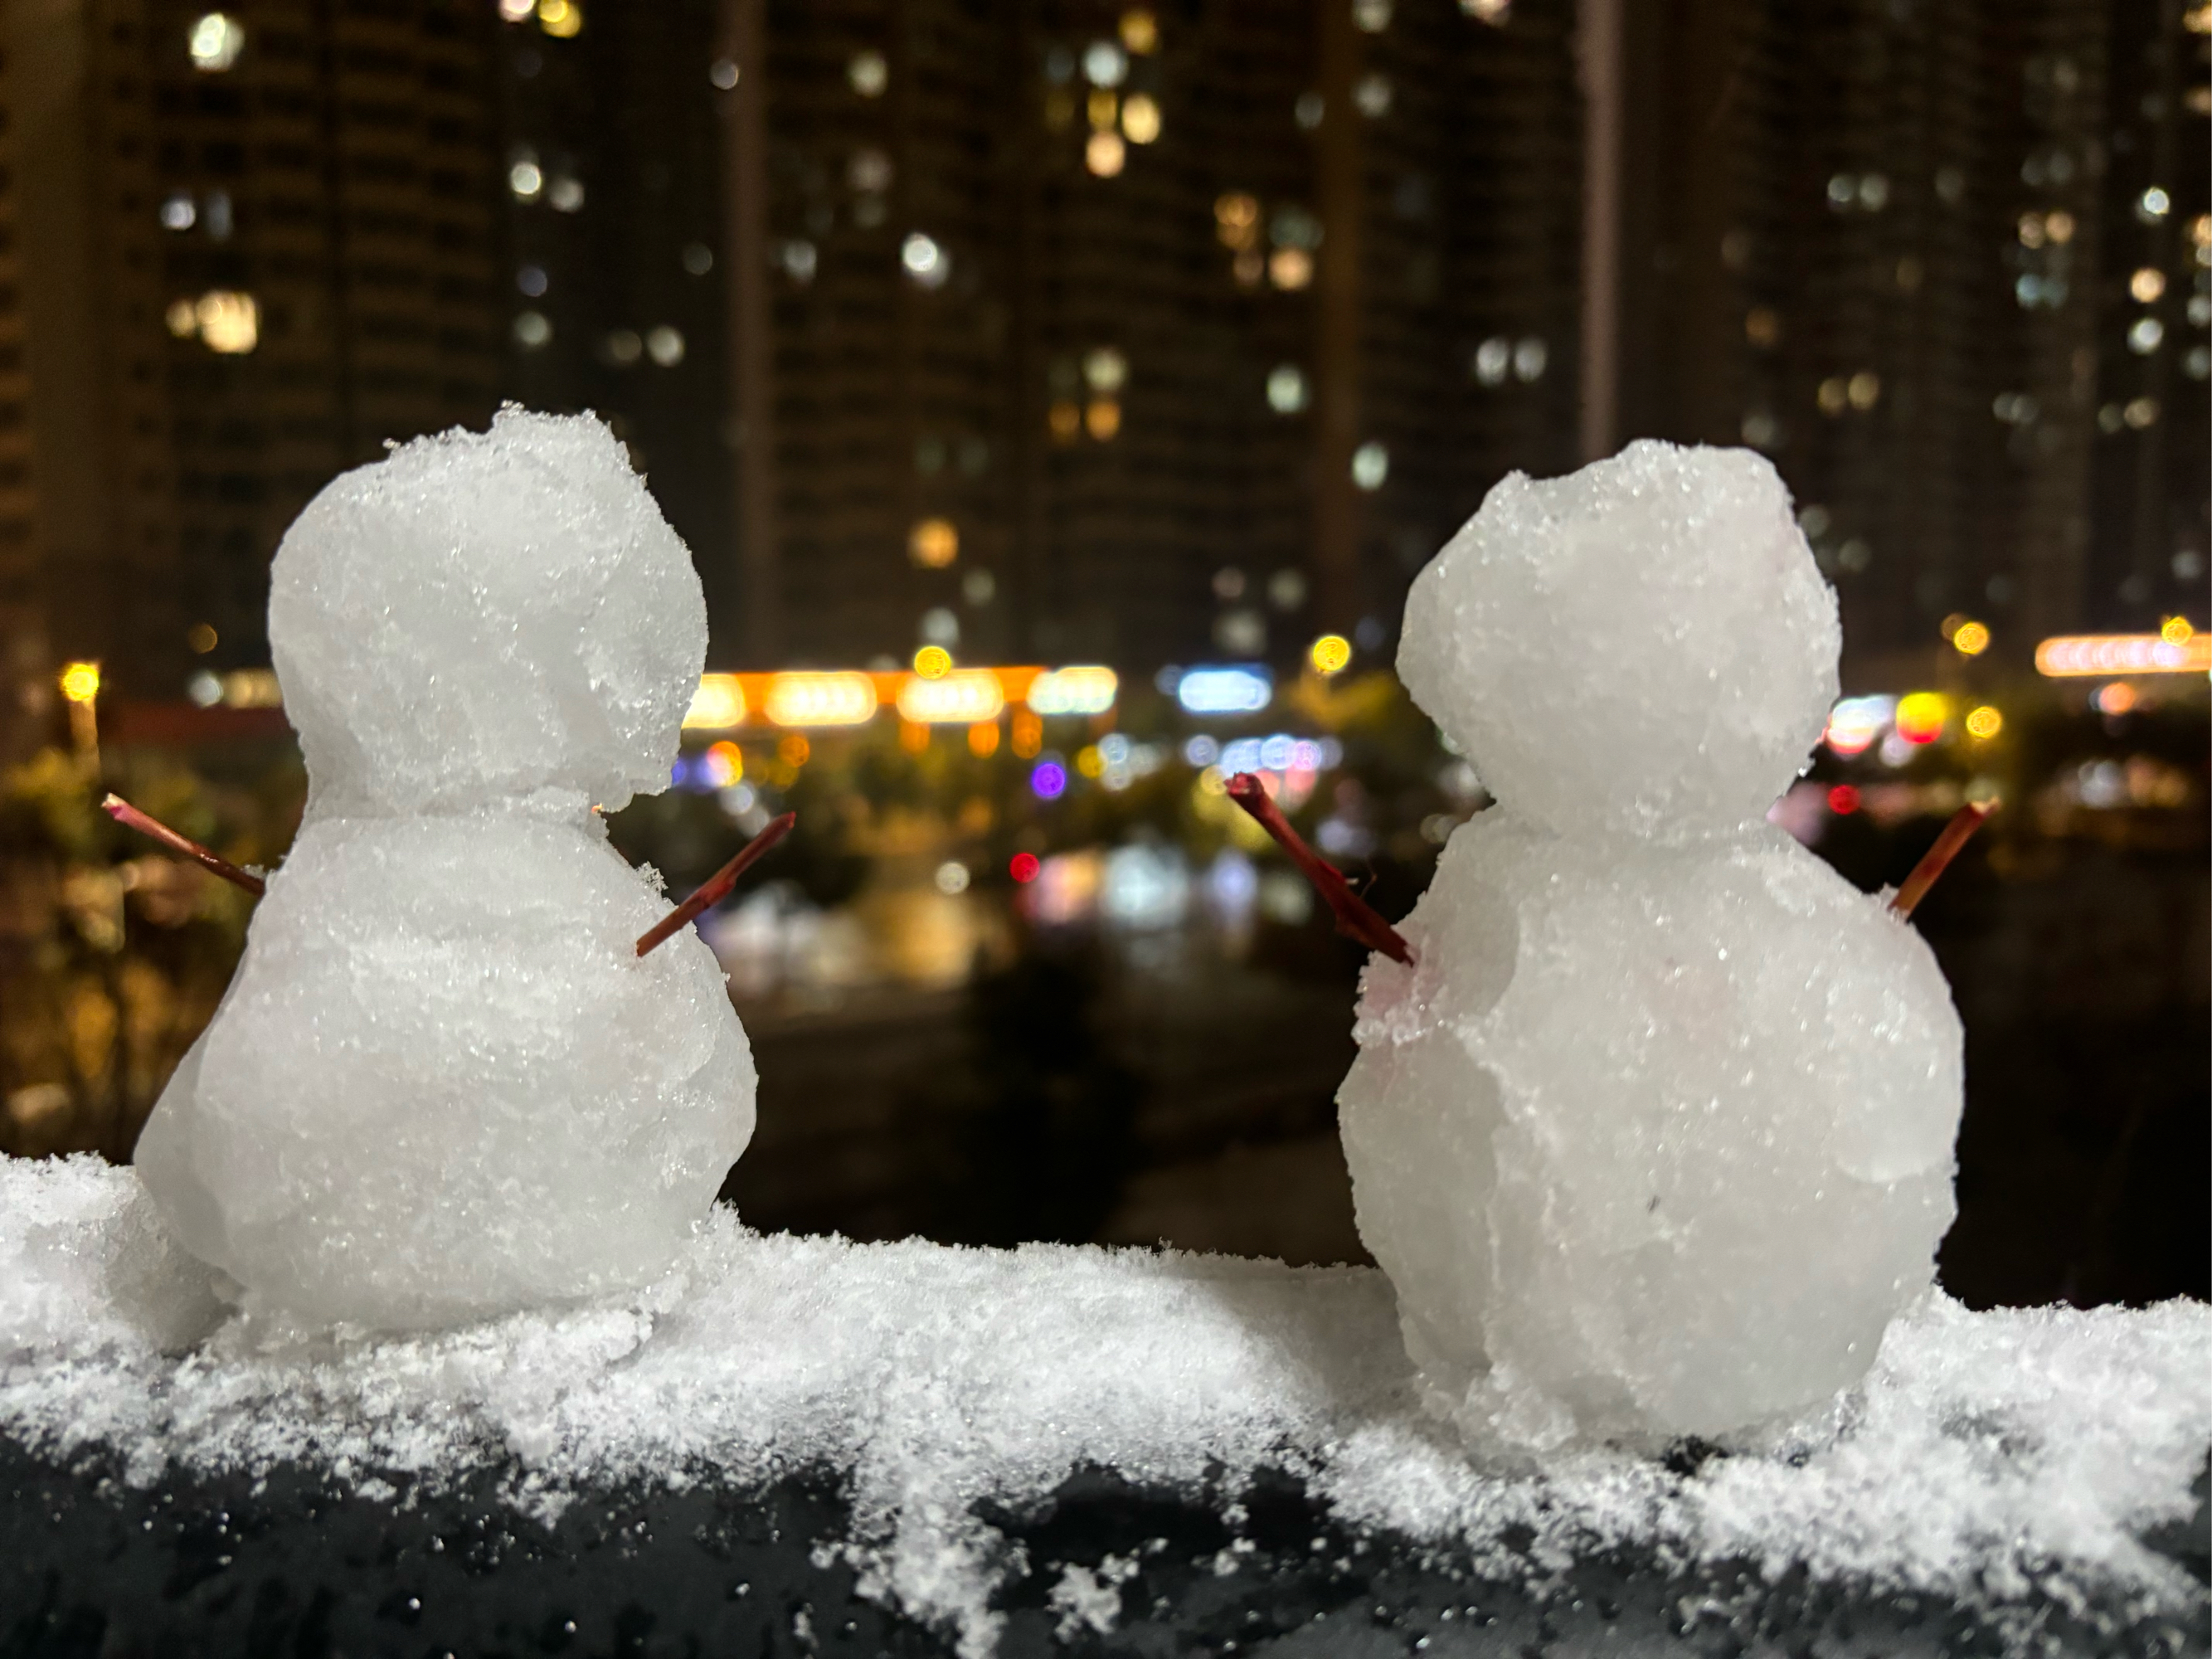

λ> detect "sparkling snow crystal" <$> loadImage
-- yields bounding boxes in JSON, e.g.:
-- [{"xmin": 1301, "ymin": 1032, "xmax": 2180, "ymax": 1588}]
[
  {"xmin": 133, "ymin": 408, "xmax": 756, "ymax": 1331},
  {"xmin": 1347, "ymin": 440, "xmax": 1963, "ymax": 1453},
  {"xmin": 3, "ymin": 1157, "xmax": 2207, "ymax": 1659}
]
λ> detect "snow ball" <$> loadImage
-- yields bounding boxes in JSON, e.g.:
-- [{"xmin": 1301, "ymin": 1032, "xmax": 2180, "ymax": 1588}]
[
  {"xmin": 269, "ymin": 406, "xmax": 707, "ymax": 819},
  {"xmin": 1399, "ymin": 440, "xmax": 1840, "ymax": 844}
]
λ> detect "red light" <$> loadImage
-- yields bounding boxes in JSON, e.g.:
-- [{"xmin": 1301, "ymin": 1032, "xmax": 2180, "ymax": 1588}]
[
  {"xmin": 1009, "ymin": 851, "xmax": 1041, "ymax": 883},
  {"xmin": 1827, "ymin": 785, "xmax": 1861, "ymax": 815}
]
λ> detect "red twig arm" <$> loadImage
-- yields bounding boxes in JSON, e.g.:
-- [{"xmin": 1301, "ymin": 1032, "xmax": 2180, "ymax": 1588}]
[
  {"xmin": 635, "ymin": 812, "xmax": 796, "ymax": 957},
  {"xmin": 1225, "ymin": 772, "xmax": 1414, "ymax": 966},
  {"xmin": 101, "ymin": 793, "xmax": 265, "ymax": 897},
  {"xmin": 1889, "ymin": 801, "xmax": 1994, "ymax": 920}
]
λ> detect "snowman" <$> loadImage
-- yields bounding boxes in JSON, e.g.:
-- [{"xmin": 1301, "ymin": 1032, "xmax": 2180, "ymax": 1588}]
[
  {"xmin": 1338, "ymin": 440, "xmax": 1962, "ymax": 1454},
  {"xmin": 134, "ymin": 409, "xmax": 756, "ymax": 1332}
]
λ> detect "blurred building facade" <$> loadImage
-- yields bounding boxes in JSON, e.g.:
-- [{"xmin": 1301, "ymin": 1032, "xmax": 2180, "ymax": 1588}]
[
  {"xmin": 742, "ymin": 0, "xmax": 1584, "ymax": 672},
  {"xmin": 0, "ymin": 0, "xmax": 504, "ymax": 747},
  {"xmin": 1604, "ymin": 0, "xmax": 2209, "ymax": 679}
]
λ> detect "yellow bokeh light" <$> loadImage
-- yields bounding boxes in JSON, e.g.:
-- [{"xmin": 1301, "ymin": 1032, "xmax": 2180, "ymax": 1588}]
[
  {"xmin": 195, "ymin": 290, "xmax": 259, "ymax": 354},
  {"xmin": 968, "ymin": 720, "xmax": 1000, "ymax": 757},
  {"xmin": 538, "ymin": 0, "xmax": 582, "ymax": 36},
  {"xmin": 1121, "ymin": 93, "xmax": 1161, "ymax": 144},
  {"xmin": 703, "ymin": 740, "xmax": 745, "ymax": 786},
  {"xmin": 913, "ymin": 645, "xmax": 953, "ymax": 680},
  {"xmin": 1268, "ymin": 247, "xmax": 1313, "ymax": 289},
  {"xmin": 1964, "ymin": 705, "xmax": 2003, "ymax": 740},
  {"xmin": 683, "ymin": 674, "xmax": 748, "ymax": 729},
  {"xmin": 899, "ymin": 669, "xmax": 1004, "ymax": 723},
  {"xmin": 58, "ymin": 661, "xmax": 101, "ymax": 704},
  {"xmin": 776, "ymin": 732, "xmax": 810, "ymax": 767},
  {"xmin": 1894, "ymin": 691, "xmax": 1947, "ymax": 744},
  {"xmin": 908, "ymin": 517, "xmax": 959, "ymax": 569},
  {"xmin": 2130, "ymin": 267, "xmax": 2166, "ymax": 303},
  {"xmin": 1309, "ymin": 633, "xmax": 1353, "ymax": 675},
  {"xmin": 2044, "ymin": 210, "xmax": 2074, "ymax": 245},
  {"xmin": 1048, "ymin": 401, "xmax": 1081, "ymax": 441},
  {"xmin": 1075, "ymin": 745, "xmax": 1106, "ymax": 778},
  {"xmin": 1119, "ymin": 8, "xmax": 1159, "ymax": 52},
  {"xmin": 1086, "ymin": 131, "xmax": 1126, "ymax": 177},
  {"xmin": 1085, "ymin": 399, "xmax": 1121, "ymax": 440},
  {"xmin": 1011, "ymin": 708, "xmax": 1043, "ymax": 757},
  {"xmin": 764, "ymin": 670, "xmax": 878, "ymax": 726},
  {"xmin": 1088, "ymin": 89, "xmax": 1119, "ymax": 129},
  {"xmin": 1950, "ymin": 620, "xmax": 1991, "ymax": 656},
  {"xmin": 2161, "ymin": 615, "xmax": 2194, "ymax": 645}
]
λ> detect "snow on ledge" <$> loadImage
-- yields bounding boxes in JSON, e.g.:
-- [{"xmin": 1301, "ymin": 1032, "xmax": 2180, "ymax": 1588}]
[{"xmin": 2, "ymin": 1154, "xmax": 2206, "ymax": 1657}]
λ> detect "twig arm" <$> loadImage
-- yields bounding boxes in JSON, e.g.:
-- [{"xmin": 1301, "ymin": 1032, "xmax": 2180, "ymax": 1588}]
[
  {"xmin": 101, "ymin": 794, "xmax": 265, "ymax": 897},
  {"xmin": 635, "ymin": 812, "xmax": 796, "ymax": 957},
  {"xmin": 1224, "ymin": 772, "xmax": 1414, "ymax": 965},
  {"xmin": 1889, "ymin": 802, "xmax": 1993, "ymax": 920}
]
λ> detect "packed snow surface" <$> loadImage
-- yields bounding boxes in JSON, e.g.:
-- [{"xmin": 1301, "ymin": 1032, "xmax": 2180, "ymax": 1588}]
[
  {"xmin": 5, "ymin": 1158, "xmax": 2206, "ymax": 1659},
  {"xmin": 133, "ymin": 409, "xmax": 756, "ymax": 1331},
  {"xmin": 1357, "ymin": 440, "xmax": 1960, "ymax": 1452}
]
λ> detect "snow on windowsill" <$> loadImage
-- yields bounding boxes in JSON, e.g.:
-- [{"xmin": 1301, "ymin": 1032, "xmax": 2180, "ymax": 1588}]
[{"xmin": 2, "ymin": 1154, "xmax": 2205, "ymax": 1659}]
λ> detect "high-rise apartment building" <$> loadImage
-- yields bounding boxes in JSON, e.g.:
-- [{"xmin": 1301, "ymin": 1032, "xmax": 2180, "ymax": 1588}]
[
  {"xmin": 0, "ymin": 0, "xmax": 502, "ymax": 748},
  {"xmin": 741, "ymin": 0, "xmax": 1584, "ymax": 673},
  {"xmin": 1605, "ymin": 0, "xmax": 2207, "ymax": 675}
]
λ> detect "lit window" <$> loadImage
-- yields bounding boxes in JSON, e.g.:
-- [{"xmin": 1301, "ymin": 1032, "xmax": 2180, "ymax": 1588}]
[
  {"xmin": 2124, "ymin": 396, "xmax": 2159, "ymax": 428},
  {"xmin": 517, "ymin": 265, "xmax": 548, "ymax": 298},
  {"xmin": 1121, "ymin": 92, "xmax": 1161, "ymax": 144},
  {"xmin": 1847, "ymin": 370, "xmax": 1879, "ymax": 411},
  {"xmin": 962, "ymin": 568, "xmax": 995, "ymax": 606},
  {"xmin": 1089, "ymin": 89, "xmax": 1119, "ymax": 129},
  {"xmin": 159, "ymin": 192, "xmax": 196, "ymax": 231},
  {"xmin": 1459, "ymin": 0, "xmax": 1510, "ymax": 21},
  {"xmin": 780, "ymin": 240, "xmax": 818, "ymax": 283},
  {"xmin": 2044, "ymin": 210, "xmax": 2075, "ymax": 244},
  {"xmin": 187, "ymin": 12, "xmax": 245, "ymax": 72},
  {"xmin": 1120, "ymin": 10, "xmax": 1159, "ymax": 52},
  {"xmin": 548, "ymin": 176, "xmax": 585, "ymax": 212},
  {"xmin": 1816, "ymin": 377, "xmax": 1848, "ymax": 416},
  {"xmin": 647, "ymin": 326, "xmax": 685, "ymax": 367},
  {"xmin": 1086, "ymin": 132, "xmax": 1126, "ymax": 176},
  {"xmin": 920, "ymin": 606, "xmax": 960, "ymax": 649},
  {"xmin": 1354, "ymin": 0, "xmax": 1392, "ymax": 28},
  {"xmin": 1082, "ymin": 40, "xmax": 1128, "ymax": 86},
  {"xmin": 1740, "ymin": 411, "xmax": 1778, "ymax": 448},
  {"xmin": 1744, "ymin": 307, "xmax": 1779, "ymax": 348},
  {"xmin": 1354, "ymin": 73, "xmax": 1392, "ymax": 117},
  {"xmin": 2130, "ymin": 266, "xmax": 2166, "ymax": 303},
  {"xmin": 499, "ymin": 0, "xmax": 534, "ymax": 18},
  {"xmin": 902, "ymin": 232, "xmax": 948, "ymax": 288},
  {"xmin": 1472, "ymin": 336, "xmax": 1510, "ymax": 386},
  {"xmin": 1214, "ymin": 192, "xmax": 1259, "ymax": 246},
  {"xmin": 1266, "ymin": 364, "xmax": 1308, "ymax": 413},
  {"xmin": 195, "ymin": 290, "xmax": 258, "ymax": 353},
  {"xmin": 848, "ymin": 148, "xmax": 893, "ymax": 192},
  {"xmin": 513, "ymin": 310, "xmax": 552, "ymax": 348},
  {"xmin": 1351, "ymin": 440, "xmax": 1388, "ymax": 490},
  {"xmin": 683, "ymin": 243, "xmax": 713, "ymax": 275},
  {"xmin": 1085, "ymin": 399, "xmax": 1121, "ymax": 440},
  {"xmin": 1048, "ymin": 401, "xmax": 1081, "ymax": 441},
  {"xmin": 909, "ymin": 518, "xmax": 959, "ymax": 568},
  {"xmin": 538, "ymin": 0, "xmax": 581, "ymax": 39},
  {"xmin": 2137, "ymin": 186, "xmax": 2171, "ymax": 221},
  {"xmin": 508, "ymin": 158, "xmax": 544, "ymax": 200},
  {"xmin": 2016, "ymin": 212, "xmax": 2046, "ymax": 249},
  {"xmin": 848, "ymin": 51, "xmax": 887, "ymax": 95},
  {"xmin": 1512, "ymin": 337, "xmax": 1547, "ymax": 382},
  {"xmin": 1294, "ymin": 91, "xmax": 1325, "ymax": 130},
  {"xmin": 605, "ymin": 329, "xmax": 642, "ymax": 366},
  {"xmin": 1082, "ymin": 347, "xmax": 1127, "ymax": 393},
  {"xmin": 2128, "ymin": 317, "xmax": 2165, "ymax": 354},
  {"xmin": 709, "ymin": 58, "xmax": 739, "ymax": 90},
  {"xmin": 1857, "ymin": 173, "xmax": 1889, "ymax": 211},
  {"xmin": 1268, "ymin": 247, "xmax": 1313, "ymax": 289},
  {"xmin": 165, "ymin": 299, "xmax": 198, "ymax": 338}
]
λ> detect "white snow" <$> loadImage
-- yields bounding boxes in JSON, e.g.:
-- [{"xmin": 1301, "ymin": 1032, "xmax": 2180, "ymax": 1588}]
[
  {"xmin": 132, "ymin": 408, "xmax": 756, "ymax": 1331},
  {"xmin": 4, "ymin": 1156, "xmax": 2205, "ymax": 1659},
  {"xmin": 1357, "ymin": 440, "xmax": 1961, "ymax": 1452}
]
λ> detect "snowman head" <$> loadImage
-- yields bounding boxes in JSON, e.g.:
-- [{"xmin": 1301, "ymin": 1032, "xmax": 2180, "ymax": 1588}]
[
  {"xmin": 1399, "ymin": 440, "xmax": 1840, "ymax": 844},
  {"xmin": 270, "ymin": 408, "xmax": 707, "ymax": 819}
]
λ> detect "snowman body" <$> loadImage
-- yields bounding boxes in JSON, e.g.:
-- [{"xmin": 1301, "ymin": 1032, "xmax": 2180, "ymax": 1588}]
[
  {"xmin": 1339, "ymin": 440, "xmax": 1962, "ymax": 1452},
  {"xmin": 135, "ymin": 410, "xmax": 756, "ymax": 1331}
]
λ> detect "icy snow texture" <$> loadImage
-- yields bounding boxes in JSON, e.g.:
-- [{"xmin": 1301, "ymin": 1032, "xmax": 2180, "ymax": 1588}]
[
  {"xmin": 1354, "ymin": 440, "xmax": 1960, "ymax": 1452},
  {"xmin": 4, "ymin": 1157, "xmax": 2207, "ymax": 1659},
  {"xmin": 269, "ymin": 406, "xmax": 706, "ymax": 820},
  {"xmin": 1398, "ymin": 439, "xmax": 1840, "ymax": 844},
  {"xmin": 133, "ymin": 409, "xmax": 755, "ymax": 1330}
]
